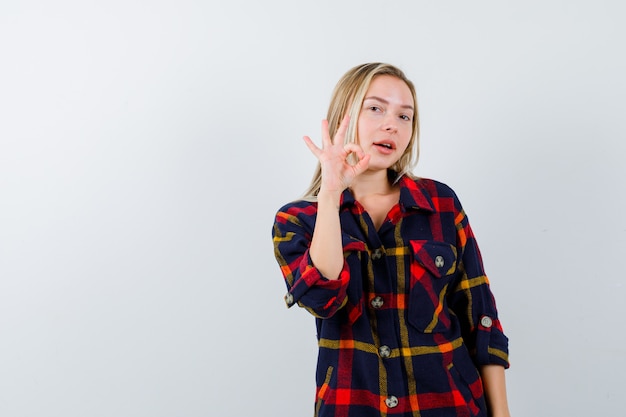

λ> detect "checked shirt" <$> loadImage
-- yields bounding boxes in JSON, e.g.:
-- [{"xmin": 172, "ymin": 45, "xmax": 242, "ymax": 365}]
[{"xmin": 272, "ymin": 175, "xmax": 509, "ymax": 417}]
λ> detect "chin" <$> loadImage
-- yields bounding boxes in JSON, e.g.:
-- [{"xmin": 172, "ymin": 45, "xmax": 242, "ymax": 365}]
[
  {"xmin": 369, "ymin": 157, "xmax": 399, "ymax": 170},
  {"xmin": 367, "ymin": 163, "xmax": 396, "ymax": 173}
]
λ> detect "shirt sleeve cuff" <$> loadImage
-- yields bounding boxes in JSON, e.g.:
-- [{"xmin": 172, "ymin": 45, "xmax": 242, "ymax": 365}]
[
  {"xmin": 474, "ymin": 315, "xmax": 510, "ymax": 368},
  {"xmin": 284, "ymin": 251, "xmax": 351, "ymax": 318}
]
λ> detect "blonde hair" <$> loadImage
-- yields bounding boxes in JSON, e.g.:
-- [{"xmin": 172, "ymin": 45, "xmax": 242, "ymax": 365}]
[{"xmin": 302, "ymin": 63, "xmax": 420, "ymax": 200}]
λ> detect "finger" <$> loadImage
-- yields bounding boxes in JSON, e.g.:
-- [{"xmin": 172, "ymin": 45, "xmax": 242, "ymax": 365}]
[
  {"xmin": 320, "ymin": 119, "xmax": 332, "ymax": 148},
  {"xmin": 352, "ymin": 153, "xmax": 371, "ymax": 176},
  {"xmin": 333, "ymin": 114, "xmax": 350, "ymax": 145},
  {"xmin": 342, "ymin": 143, "xmax": 369, "ymax": 173},
  {"xmin": 343, "ymin": 143, "xmax": 365, "ymax": 157},
  {"xmin": 302, "ymin": 136, "xmax": 322, "ymax": 157}
]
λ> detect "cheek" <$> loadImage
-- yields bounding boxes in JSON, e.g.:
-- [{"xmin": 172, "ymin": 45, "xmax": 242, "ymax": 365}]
[
  {"xmin": 357, "ymin": 118, "xmax": 372, "ymax": 131},
  {"xmin": 356, "ymin": 121, "xmax": 374, "ymax": 142},
  {"xmin": 397, "ymin": 140, "xmax": 413, "ymax": 159},
  {"xmin": 400, "ymin": 128, "xmax": 413, "ymax": 148}
]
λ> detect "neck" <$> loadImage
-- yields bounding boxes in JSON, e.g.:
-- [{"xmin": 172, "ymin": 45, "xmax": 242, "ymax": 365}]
[{"xmin": 350, "ymin": 170, "xmax": 394, "ymax": 200}]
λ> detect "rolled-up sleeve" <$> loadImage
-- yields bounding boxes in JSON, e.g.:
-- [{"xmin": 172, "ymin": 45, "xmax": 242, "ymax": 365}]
[
  {"xmin": 272, "ymin": 203, "xmax": 352, "ymax": 319},
  {"xmin": 448, "ymin": 195, "xmax": 510, "ymax": 369}
]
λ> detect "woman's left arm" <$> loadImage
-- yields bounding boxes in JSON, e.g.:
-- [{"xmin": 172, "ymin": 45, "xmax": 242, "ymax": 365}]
[
  {"xmin": 480, "ymin": 364, "xmax": 511, "ymax": 417},
  {"xmin": 444, "ymin": 185, "xmax": 511, "ymax": 415}
]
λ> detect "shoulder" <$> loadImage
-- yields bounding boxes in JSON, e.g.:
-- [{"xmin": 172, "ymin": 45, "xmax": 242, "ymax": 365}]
[
  {"xmin": 413, "ymin": 177, "xmax": 457, "ymax": 197},
  {"xmin": 276, "ymin": 198, "xmax": 317, "ymax": 214},
  {"xmin": 402, "ymin": 175, "xmax": 461, "ymax": 200},
  {"xmin": 274, "ymin": 199, "xmax": 318, "ymax": 226},
  {"xmin": 399, "ymin": 175, "xmax": 465, "ymax": 214}
]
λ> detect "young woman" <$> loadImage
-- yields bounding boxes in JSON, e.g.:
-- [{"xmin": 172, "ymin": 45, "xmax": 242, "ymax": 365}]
[{"xmin": 272, "ymin": 63, "xmax": 511, "ymax": 417}]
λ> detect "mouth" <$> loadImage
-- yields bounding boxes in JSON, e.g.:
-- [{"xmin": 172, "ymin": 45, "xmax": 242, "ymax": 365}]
[{"xmin": 374, "ymin": 141, "xmax": 395, "ymax": 150}]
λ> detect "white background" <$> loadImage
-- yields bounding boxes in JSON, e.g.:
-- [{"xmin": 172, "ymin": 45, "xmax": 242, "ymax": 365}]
[{"xmin": 1, "ymin": 1, "xmax": 625, "ymax": 416}]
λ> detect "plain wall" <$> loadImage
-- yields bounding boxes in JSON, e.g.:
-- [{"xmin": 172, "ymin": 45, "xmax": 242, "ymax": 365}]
[{"xmin": 1, "ymin": 1, "xmax": 625, "ymax": 416}]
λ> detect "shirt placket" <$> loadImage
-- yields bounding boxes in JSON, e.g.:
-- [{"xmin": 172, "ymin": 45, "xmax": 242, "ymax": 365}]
[{"xmin": 362, "ymin": 215, "xmax": 406, "ymax": 409}]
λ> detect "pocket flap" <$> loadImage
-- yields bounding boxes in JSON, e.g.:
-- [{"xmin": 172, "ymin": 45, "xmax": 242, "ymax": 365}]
[{"xmin": 409, "ymin": 240, "xmax": 457, "ymax": 278}]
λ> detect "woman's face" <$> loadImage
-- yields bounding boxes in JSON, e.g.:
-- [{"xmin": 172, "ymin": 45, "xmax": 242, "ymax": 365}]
[{"xmin": 356, "ymin": 75, "xmax": 414, "ymax": 171}]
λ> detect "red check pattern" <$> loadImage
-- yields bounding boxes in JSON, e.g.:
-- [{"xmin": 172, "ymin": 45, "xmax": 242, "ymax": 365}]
[{"xmin": 272, "ymin": 175, "xmax": 509, "ymax": 417}]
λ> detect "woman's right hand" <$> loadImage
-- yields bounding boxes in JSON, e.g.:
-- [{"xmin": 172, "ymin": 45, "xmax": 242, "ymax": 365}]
[{"xmin": 303, "ymin": 115, "xmax": 371, "ymax": 197}]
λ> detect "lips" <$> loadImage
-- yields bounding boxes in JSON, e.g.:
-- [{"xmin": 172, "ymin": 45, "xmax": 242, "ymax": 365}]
[{"xmin": 373, "ymin": 140, "xmax": 396, "ymax": 153}]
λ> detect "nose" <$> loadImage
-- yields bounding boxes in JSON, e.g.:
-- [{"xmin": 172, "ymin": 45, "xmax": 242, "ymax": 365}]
[{"xmin": 382, "ymin": 116, "xmax": 397, "ymax": 132}]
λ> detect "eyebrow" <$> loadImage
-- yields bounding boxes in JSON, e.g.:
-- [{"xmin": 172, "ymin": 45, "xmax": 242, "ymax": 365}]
[{"xmin": 364, "ymin": 96, "xmax": 414, "ymax": 111}]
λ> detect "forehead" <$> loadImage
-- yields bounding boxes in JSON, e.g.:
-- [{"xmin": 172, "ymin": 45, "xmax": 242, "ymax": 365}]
[{"xmin": 365, "ymin": 75, "xmax": 413, "ymax": 104}]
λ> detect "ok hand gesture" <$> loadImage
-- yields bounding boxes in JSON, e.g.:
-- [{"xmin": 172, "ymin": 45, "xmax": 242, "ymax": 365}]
[{"xmin": 303, "ymin": 115, "xmax": 371, "ymax": 197}]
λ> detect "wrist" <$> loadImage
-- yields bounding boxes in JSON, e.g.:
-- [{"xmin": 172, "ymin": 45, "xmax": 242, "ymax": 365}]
[{"xmin": 317, "ymin": 188, "xmax": 343, "ymax": 206}]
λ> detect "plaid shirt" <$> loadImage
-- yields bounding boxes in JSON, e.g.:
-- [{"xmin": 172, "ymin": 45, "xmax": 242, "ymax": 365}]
[{"xmin": 272, "ymin": 175, "xmax": 509, "ymax": 417}]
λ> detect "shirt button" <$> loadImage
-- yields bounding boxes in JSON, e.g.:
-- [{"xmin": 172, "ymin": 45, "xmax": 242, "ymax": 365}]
[
  {"xmin": 379, "ymin": 345, "xmax": 391, "ymax": 358},
  {"xmin": 285, "ymin": 293, "xmax": 294, "ymax": 306},
  {"xmin": 435, "ymin": 255, "xmax": 445, "ymax": 268},
  {"xmin": 385, "ymin": 396, "xmax": 398, "ymax": 408},
  {"xmin": 371, "ymin": 296, "xmax": 384, "ymax": 309},
  {"xmin": 371, "ymin": 248, "xmax": 383, "ymax": 260},
  {"xmin": 480, "ymin": 316, "xmax": 493, "ymax": 328}
]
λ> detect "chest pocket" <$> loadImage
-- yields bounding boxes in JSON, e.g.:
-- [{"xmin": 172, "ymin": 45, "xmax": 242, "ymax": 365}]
[{"xmin": 408, "ymin": 240, "xmax": 458, "ymax": 333}]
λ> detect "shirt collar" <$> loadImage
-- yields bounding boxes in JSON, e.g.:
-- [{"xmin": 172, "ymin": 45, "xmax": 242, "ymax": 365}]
[
  {"xmin": 338, "ymin": 174, "xmax": 435, "ymax": 213},
  {"xmin": 339, "ymin": 188, "xmax": 357, "ymax": 209},
  {"xmin": 397, "ymin": 175, "xmax": 435, "ymax": 212}
]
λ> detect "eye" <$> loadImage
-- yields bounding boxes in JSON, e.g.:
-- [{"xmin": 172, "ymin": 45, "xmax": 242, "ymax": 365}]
[
  {"xmin": 369, "ymin": 106, "xmax": 381, "ymax": 112},
  {"xmin": 400, "ymin": 114, "xmax": 411, "ymax": 121}
]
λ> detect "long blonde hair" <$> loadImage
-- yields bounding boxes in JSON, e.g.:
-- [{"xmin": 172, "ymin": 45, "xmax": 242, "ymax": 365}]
[{"xmin": 302, "ymin": 63, "xmax": 420, "ymax": 200}]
